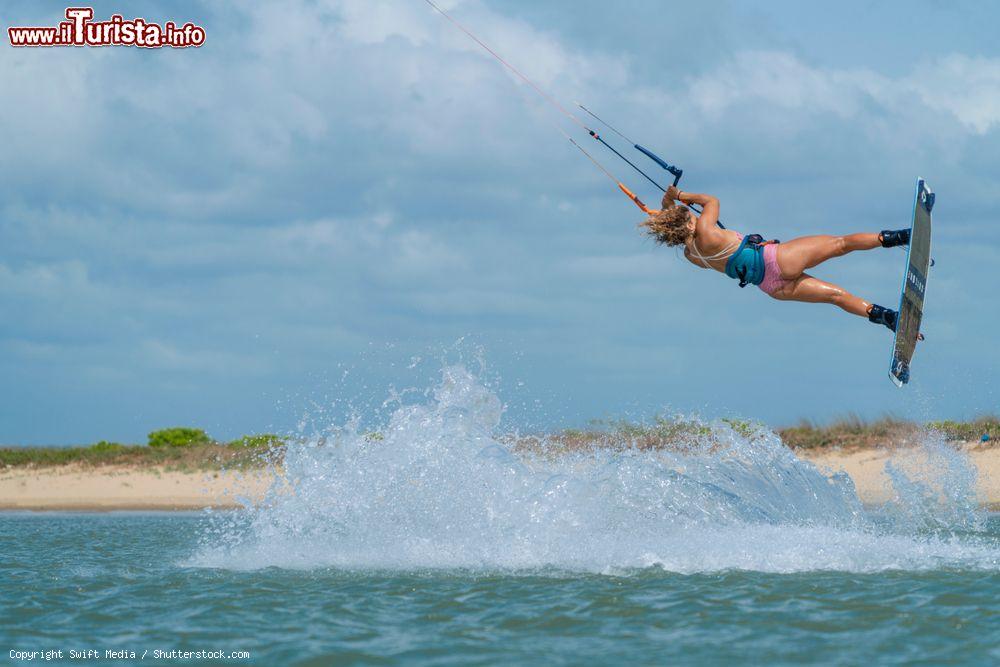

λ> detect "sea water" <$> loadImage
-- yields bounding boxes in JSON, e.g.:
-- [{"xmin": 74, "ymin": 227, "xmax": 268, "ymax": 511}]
[{"xmin": 3, "ymin": 366, "xmax": 999, "ymax": 665}]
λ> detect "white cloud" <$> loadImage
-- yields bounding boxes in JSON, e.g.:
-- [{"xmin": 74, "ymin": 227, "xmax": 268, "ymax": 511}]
[
  {"xmin": 686, "ymin": 50, "xmax": 1000, "ymax": 135},
  {"xmin": 688, "ymin": 51, "xmax": 877, "ymax": 118},
  {"xmin": 911, "ymin": 55, "xmax": 1000, "ymax": 134},
  {"xmin": 0, "ymin": 260, "xmax": 93, "ymax": 301},
  {"xmin": 139, "ymin": 338, "xmax": 270, "ymax": 374}
]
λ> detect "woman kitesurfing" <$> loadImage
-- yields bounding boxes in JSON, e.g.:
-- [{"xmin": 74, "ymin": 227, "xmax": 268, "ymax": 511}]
[
  {"xmin": 424, "ymin": 0, "xmax": 917, "ymax": 337},
  {"xmin": 641, "ymin": 187, "xmax": 912, "ymax": 332}
]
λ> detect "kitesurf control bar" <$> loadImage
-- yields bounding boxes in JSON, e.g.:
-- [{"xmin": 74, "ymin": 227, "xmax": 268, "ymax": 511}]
[{"xmin": 576, "ymin": 103, "xmax": 724, "ymax": 228}]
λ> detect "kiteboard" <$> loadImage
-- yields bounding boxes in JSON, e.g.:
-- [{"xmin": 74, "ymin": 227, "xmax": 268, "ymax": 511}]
[{"xmin": 889, "ymin": 178, "xmax": 933, "ymax": 387}]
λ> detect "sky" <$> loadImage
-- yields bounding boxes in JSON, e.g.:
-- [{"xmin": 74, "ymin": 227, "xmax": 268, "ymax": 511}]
[{"xmin": 1, "ymin": 0, "xmax": 998, "ymax": 444}]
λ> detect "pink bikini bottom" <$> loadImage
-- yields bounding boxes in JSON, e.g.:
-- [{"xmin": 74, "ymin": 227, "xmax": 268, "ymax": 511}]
[{"xmin": 758, "ymin": 243, "xmax": 792, "ymax": 296}]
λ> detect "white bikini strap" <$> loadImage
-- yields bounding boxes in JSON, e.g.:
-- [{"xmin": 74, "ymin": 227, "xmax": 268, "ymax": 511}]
[{"xmin": 690, "ymin": 236, "xmax": 739, "ymax": 268}]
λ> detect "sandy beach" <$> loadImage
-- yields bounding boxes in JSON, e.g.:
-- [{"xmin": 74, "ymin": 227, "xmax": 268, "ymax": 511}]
[
  {"xmin": 803, "ymin": 443, "xmax": 999, "ymax": 507},
  {"xmin": 0, "ymin": 466, "xmax": 275, "ymax": 511},
  {"xmin": 1, "ymin": 443, "xmax": 996, "ymax": 511}
]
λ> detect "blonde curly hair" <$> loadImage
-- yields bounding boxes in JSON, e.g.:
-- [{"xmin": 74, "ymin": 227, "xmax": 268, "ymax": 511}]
[{"xmin": 639, "ymin": 192, "xmax": 693, "ymax": 246}]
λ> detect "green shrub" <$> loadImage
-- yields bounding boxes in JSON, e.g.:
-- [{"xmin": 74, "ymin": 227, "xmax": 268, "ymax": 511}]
[
  {"xmin": 90, "ymin": 440, "xmax": 125, "ymax": 452},
  {"xmin": 722, "ymin": 418, "xmax": 759, "ymax": 439},
  {"xmin": 548, "ymin": 416, "xmax": 717, "ymax": 452},
  {"xmin": 0, "ymin": 447, "xmax": 83, "ymax": 467},
  {"xmin": 0, "ymin": 444, "xmax": 135, "ymax": 466},
  {"xmin": 148, "ymin": 427, "xmax": 211, "ymax": 448},
  {"xmin": 928, "ymin": 415, "xmax": 1000, "ymax": 441},
  {"xmin": 228, "ymin": 433, "xmax": 287, "ymax": 449},
  {"xmin": 777, "ymin": 423, "xmax": 833, "ymax": 449}
]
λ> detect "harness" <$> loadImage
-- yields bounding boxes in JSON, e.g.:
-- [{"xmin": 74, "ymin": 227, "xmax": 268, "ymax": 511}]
[
  {"xmin": 692, "ymin": 234, "xmax": 779, "ymax": 288},
  {"xmin": 725, "ymin": 234, "xmax": 769, "ymax": 288}
]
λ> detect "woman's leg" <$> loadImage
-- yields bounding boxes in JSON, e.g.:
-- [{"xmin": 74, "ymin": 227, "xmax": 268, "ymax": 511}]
[
  {"xmin": 776, "ymin": 233, "xmax": 881, "ymax": 279},
  {"xmin": 769, "ymin": 273, "xmax": 872, "ymax": 318}
]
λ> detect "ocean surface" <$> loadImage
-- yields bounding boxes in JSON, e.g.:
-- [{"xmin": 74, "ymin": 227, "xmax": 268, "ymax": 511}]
[{"xmin": 4, "ymin": 366, "xmax": 999, "ymax": 665}]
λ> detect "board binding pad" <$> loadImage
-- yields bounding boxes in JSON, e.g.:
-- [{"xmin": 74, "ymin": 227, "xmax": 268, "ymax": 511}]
[{"xmin": 889, "ymin": 178, "xmax": 933, "ymax": 387}]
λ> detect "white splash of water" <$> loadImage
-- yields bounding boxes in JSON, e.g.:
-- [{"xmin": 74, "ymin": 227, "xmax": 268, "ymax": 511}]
[
  {"xmin": 884, "ymin": 432, "xmax": 983, "ymax": 532},
  {"xmin": 190, "ymin": 365, "xmax": 999, "ymax": 573}
]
